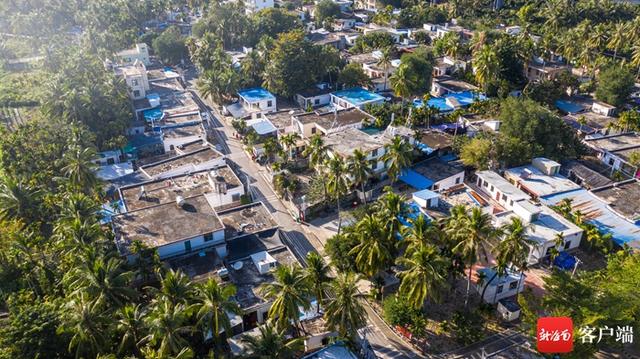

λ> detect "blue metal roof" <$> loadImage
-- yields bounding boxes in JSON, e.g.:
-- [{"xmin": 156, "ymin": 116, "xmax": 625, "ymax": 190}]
[
  {"xmin": 332, "ymin": 87, "xmax": 384, "ymax": 105},
  {"xmin": 413, "ymin": 188, "xmax": 439, "ymax": 201},
  {"xmin": 399, "ymin": 168, "xmax": 434, "ymax": 190},
  {"xmin": 238, "ymin": 87, "xmax": 275, "ymax": 102},
  {"xmin": 247, "ymin": 118, "xmax": 277, "ymax": 135},
  {"xmin": 541, "ymin": 189, "xmax": 640, "ymax": 250}
]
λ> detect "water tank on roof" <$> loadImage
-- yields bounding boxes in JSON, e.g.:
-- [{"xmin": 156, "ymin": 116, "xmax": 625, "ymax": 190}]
[
  {"xmin": 232, "ymin": 261, "xmax": 244, "ymax": 270},
  {"xmin": 176, "ymin": 195, "xmax": 185, "ymax": 207}
]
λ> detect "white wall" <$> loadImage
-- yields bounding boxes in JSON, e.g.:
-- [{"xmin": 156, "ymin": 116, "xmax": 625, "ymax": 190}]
[
  {"xmin": 205, "ymin": 186, "xmax": 245, "ymax": 208},
  {"xmin": 155, "ymin": 229, "xmax": 225, "ymax": 259},
  {"xmin": 528, "ymin": 231, "xmax": 581, "ymax": 264},
  {"xmin": 163, "ymin": 133, "xmax": 204, "ymax": 152},
  {"xmin": 432, "ymin": 171, "xmax": 464, "ymax": 191},
  {"xmin": 296, "ymin": 94, "xmax": 331, "ymax": 108},
  {"xmin": 475, "ymin": 276, "xmax": 525, "ymax": 304}
]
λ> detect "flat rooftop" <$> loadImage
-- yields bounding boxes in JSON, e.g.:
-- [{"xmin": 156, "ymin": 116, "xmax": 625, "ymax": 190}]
[
  {"xmin": 495, "ymin": 203, "xmax": 582, "ymax": 245},
  {"xmin": 611, "ymin": 146, "xmax": 640, "ymax": 163},
  {"xmin": 298, "ymin": 86, "xmax": 333, "ymax": 98},
  {"xmin": 265, "ymin": 110, "xmax": 298, "ymax": 131},
  {"xmin": 112, "ymin": 194, "xmax": 224, "ymax": 254},
  {"xmin": 561, "ymin": 160, "xmax": 613, "ymax": 189},
  {"xmin": 162, "ymin": 123, "xmax": 204, "ymax": 139},
  {"xmin": 141, "ymin": 147, "xmax": 223, "ymax": 179},
  {"xmin": 347, "ymin": 52, "xmax": 378, "ymax": 64},
  {"xmin": 324, "ymin": 127, "xmax": 392, "ymax": 157},
  {"xmin": 585, "ymin": 133, "xmax": 640, "ymax": 152},
  {"xmin": 476, "ymin": 171, "xmax": 530, "ymax": 202},
  {"xmin": 295, "ymin": 108, "xmax": 373, "ymax": 130},
  {"xmin": 434, "ymin": 76, "xmax": 478, "ymax": 92},
  {"xmin": 238, "ymin": 87, "xmax": 275, "ymax": 102},
  {"xmin": 592, "ymin": 180, "xmax": 640, "ymax": 222},
  {"xmin": 120, "ymin": 165, "xmax": 242, "ymax": 211},
  {"xmin": 216, "ymin": 202, "xmax": 278, "ymax": 240},
  {"xmin": 563, "ymin": 113, "xmax": 615, "ymax": 134},
  {"xmin": 420, "ymin": 131, "xmax": 453, "ymax": 150},
  {"xmin": 413, "ymin": 158, "xmax": 464, "ymax": 183},
  {"xmin": 505, "ymin": 165, "xmax": 581, "ymax": 198},
  {"xmin": 159, "ymin": 113, "xmax": 202, "ymax": 128},
  {"xmin": 332, "ymin": 87, "xmax": 385, "ymax": 106}
]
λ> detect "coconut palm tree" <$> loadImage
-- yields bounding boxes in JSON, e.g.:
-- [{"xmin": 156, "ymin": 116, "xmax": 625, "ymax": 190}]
[
  {"xmin": 381, "ymin": 136, "xmax": 413, "ymax": 183},
  {"xmin": 194, "ymin": 278, "xmax": 241, "ymax": 344},
  {"xmin": 390, "ymin": 64, "xmax": 414, "ymax": 116},
  {"xmin": 303, "ymin": 134, "xmax": 327, "ymax": 170},
  {"xmin": 630, "ymin": 44, "xmax": 640, "ymax": 78},
  {"xmin": 348, "ymin": 149, "xmax": 373, "ymax": 204},
  {"xmin": 304, "ymin": 252, "xmax": 332, "ymax": 314},
  {"xmin": 116, "ymin": 304, "xmax": 146, "ymax": 357},
  {"xmin": 258, "ymin": 264, "xmax": 311, "ymax": 333},
  {"xmin": 241, "ymin": 322, "xmax": 304, "ymax": 359},
  {"xmin": 448, "ymin": 207, "xmax": 497, "ymax": 307},
  {"xmin": 496, "ymin": 217, "xmax": 535, "ymax": 302},
  {"xmin": 396, "ymin": 244, "xmax": 448, "ymax": 309},
  {"xmin": 279, "ymin": 133, "xmax": 298, "ymax": 163},
  {"xmin": 324, "ymin": 272, "xmax": 367, "ymax": 340},
  {"xmin": 64, "ymin": 255, "xmax": 136, "ymax": 307},
  {"xmin": 349, "ymin": 214, "xmax": 393, "ymax": 277},
  {"xmin": 64, "ymin": 293, "xmax": 108, "ymax": 359},
  {"xmin": 375, "ymin": 188, "xmax": 409, "ymax": 243},
  {"xmin": 473, "ymin": 45, "xmax": 500, "ymax": 92},
  {"xmin": 325, "ymin": 156, "xmax": 351, "ymax": 233},
  {"xmin": 608, "ymin": 22, "xmax": 628, "ymax": 60},
  {"xmin": 60, "ymin": 192, "xmax": 100, "ymax": 223},
  {"xmin": 144, "ymin": 299, "xmax": 193, "ymax": 357},
  {"xmin": 61, "ymin": 144, "xmax": 99, "ymax": 193},
  {"xmin": 478, "ymin": 257, "xmax": 509, "ymax": 305},
  {"xmin": 403, "ymin": 214, "xmax": 440, "ymax": 255},
  {"xmin": 377, "ymin": 47, "xmax": 393, "ymax": 91},
  {"xmin": 549, "ymin": 232, "xmax": 565, "ymax": 269},
  {"xmin": 0, "ymin": 176, "xmax": 42, "ymax": 225},
  {"xmin": 151, "ymin": 269, "xmax": 194, "ymax": 306}
]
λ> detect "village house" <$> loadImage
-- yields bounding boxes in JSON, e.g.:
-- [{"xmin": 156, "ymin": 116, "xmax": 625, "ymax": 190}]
[
  {"xmin": 399, "ymin": 158, "xmax": 465, "ymax": 192},
  {"xmin": 583, "ymin": 132, "xmax": 640, "ymax": 178},
  {"xmin": 431, "ymin": 76, "xmax": 479, "ymax": 97},
  {"xmin": 330, "ymin": 87, "xmax": 386, "ymax": 109},
  {"xmin": 295, "ymin": 84, "xmax": 333, "ymax": 109},
  {"xmin": 139, "ymin": 146, "xmax": 225, "ymax": 180},
  {"xmin": 525, "ymin": 60, "xmax": 570, "ymax": 82},
  {"xmin": 114, "ymin": 43, "xmax": 151, "ymax": 66},
  {"xmin": 432, "ymin": 56, "xmax": 467, "ymax": 77},
  {"xmin": 226, "ymin": 87, "xmax": 277, "ymax": 118},
  {"xmin": 504, "ymin": 158, "xmax": 582, "ymax": 200},
  {"xmin": 474, "ymin": 267, "xmax": 526, "ymax": 304},
  {"xmin": 292, "ymin": 107, "xmax": 375, "ymax": 138},
  {"xmin": 115, "ymin": 60, "xmax": 150, "ymax": 100}
]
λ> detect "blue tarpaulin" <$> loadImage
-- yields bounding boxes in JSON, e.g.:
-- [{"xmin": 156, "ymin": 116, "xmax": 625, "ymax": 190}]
[
  {"xmin": 143, "ymin": 108, "xmax": 164, "ymax": 122},
  {"xmin": 553, "ymin": 251, "xmax": 576, "ymax": 270},
  {"xmin": 399, "ymin": 169, "xmax": 434, "ymax": 190}
]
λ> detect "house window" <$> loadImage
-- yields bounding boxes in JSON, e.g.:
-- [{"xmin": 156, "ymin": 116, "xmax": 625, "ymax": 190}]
[
  {"xmin": 371, "ymin": 148, "xmax": 378, "ymax": 157},
  {"xmin": 204, "ymin": 233, "xmax": 214, "ymax": 242},
  {"xmin": 107, "ymin": 158, "xmax": 115, "ymax": 165},
  {"xmin": 477, "ymin": 178, "xmax": 482, "ymax": 186},
  {"xmin": 510, "ymin": 200, "xmax": 514, "ymax": 206},
  {"xmin": 502, "ymin": 194, "xmax": 507, "ymax": 202},
  {"xmin": 232, "ymin": 193, "xmax": 241, "ymax": 201},
  {"xmin": 496, "ymin": 285, "xmax": 504, "ymax": 294},
  {"xmin": 314, "ymin": 98, "xmax": 320, "ymax": 105},
  {"xmin": 455, "ymin": 177, "xmax": 461, "ymax": 184},
  {"xmin": 608, "ymin": 158, "xmax": 615, "ymax": 166},
  {"xmin": 132, "ymin": 79, "xmax": 139, "ymax": 86},
  {"xmin": 564, "ymin": 240, "xmax": 572, "ymax": 249},
  {"xmin": 311, "ymin": 127, "xmax": 317, "ymax": 134},
  {"xmin": 509, "ymin": 281, "xmax": 518, "ymax": 290},
  {"xmin": 133, "ymin": 90, "xmax": 140, "ymax": 98},
  {"xmin": 490, "ymin": 185, "xmax": 494, "ymax": 192},
  {"xmin": 432, "ymin": 184, "xmax": 439, "ymax": 191},
  {"xmin": 267, "ymin": 100, "xmax": 273, "ymax": 107},
  {"xmin": 369, "ymin": 160, "xmax": 377, "ymax": 169}
]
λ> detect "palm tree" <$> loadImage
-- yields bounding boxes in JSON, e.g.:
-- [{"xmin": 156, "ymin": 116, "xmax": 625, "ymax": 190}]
[
  {"xmin": 478, "ymin": 258, "xmax": 508, "ymax": 305},
  {"xmin": 60, "ymin": 192, "xmax": 100, "ymax": 223},
  {"xmin": 194, "ymin": 278, "xmax": 241, "ymax": 343},
  {"xmin": 258, "ymin": 264, "xmax": 311, "ymax": 333},
  {"xmin": 63, "ymin": 293, "xmax": 108, "ymax": 359},
  {"xmin": 381, "ymin": 136, "xmax": 413, "ymax": 183},
  {"xmin": 608, "ymin": 22, "xmax": 628, "ymax": 60},
  {"xmin": 396, "ymin": 244, "xmax": 448, "ymax": 309},
  {"xmin": 630, "ymin": 44, "xmax": 640, "ymax": 78},
  {"xmin": 152, "ymin": 269, "xmax": 194, "ymax": 306},
  {"xmin": 349, "ymin": 149, "xmax": 373, "ymax": 204},
  {"xmin": 325, "ymin": 156, "xmax": 351, "ymax": 234},
  {"xmin": 64, "ymin": 255, "xmax": 136, "ymax": 307},
  {"xmin": 473, "ymin": 45, "xmax": 500, "ymax": 92},
  {"xmin": 549, "ymin": 232, "xmax": 565, "ymax": 269},
  {"xmin": 377, "ymin": 47, "xmax": 393, "ymax": 91},
  {"xmin": 448, "ymin": 207, "xmax": 497, "ymax": 307},
  {"xmin": 61, "ymin": 144, "xmax": 99, "ymax": 193},
  {"xmin": 390, "ymin": 64, "xmax": 414, "ymax": 116},
  {"xmin": 241, "ymin": 322, "xmax": 304, "ymax": 359},
  {"xmin": 375, "ymin": 188, "xmax": 409, "ymax": 243},
  {"xmin": 403, "ymin": 214, "xmax": 440, "ymax": 255},
  {"xmin": 324, "ymin": 272, "xmax": 367, "ymax": 340},
  {"xmin": 0, "ymin": 176, "xmax": 42, "ymax": 225},
  {"xmin": 496, "ymin": 217, "xmax": 535, "ymax": 302},
  {"xmin": 303, "ymin": 134, "xmax": 327, "ymax": 169},
  {"xmin": 144, "ymin": 299, "xmax": 193, "ymax": 357},
  {"xmin": 349, "ymin": 214, "xmax": 393, "ymax": 277},
  {"xmin": 116, "ymin": 304, "xmax": 146, "ymax": 357},
  {"xmin": 303, "ymin": 252, "xmax": 331, "ymax": 314},
  {"xmin": 279, "ymin": 133, "xmax": 298, "ymax": 163}
]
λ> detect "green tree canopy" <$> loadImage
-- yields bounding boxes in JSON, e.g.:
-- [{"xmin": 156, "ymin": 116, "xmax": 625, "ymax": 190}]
[
  {"xmin": 152, "ymin": 26, "xmax": 188, "ymax": 65},
  {"xmin": 595, "ymin": 65, "xmax": 635, "ymax": 107}
]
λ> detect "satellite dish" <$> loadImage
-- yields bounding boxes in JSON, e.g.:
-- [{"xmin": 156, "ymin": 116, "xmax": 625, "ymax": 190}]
[{"xmin": 232, "ymin": 261, "xmax": 244, "ymax": 270}]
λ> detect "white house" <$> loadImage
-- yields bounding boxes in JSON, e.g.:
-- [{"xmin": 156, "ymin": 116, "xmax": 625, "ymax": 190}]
[
  {"xmin": 115, "ymin": 43, "xmax": 151, "ymax": 66},
  {"xmin": 584, "ymin": 133, "xmax": 640, "ymax": 178},
  {"xmin": 412, "ymin": 189, "xmax": 440, "ymax": 209},
  {"xmin": 117, "ymin": 60, "xmax": 150, "ymax": 100},
  {"xmin": 591, "ymin": 101, "xmax": 616, "ymax": 117},
  {"xmin": 238, "ymin": 87, "xmax": 277, "ymax": 113},
  {"xmin": 245, "ymin": 0, "xmax": 274, "ymax": 13},
  {"xmin": 295, "ymin": 84, "xmax": 333, "ymax": 109},
  {"xmin": 475, "ymin": 170, "xmax": 530, "ymax": 210},
  {"xmin": 504, "ymin": 158, "xmax": 581, "ymax": 200},
  {"xmin": 475, "ymin": 267, "xmax": 525, "ymax": 304},
  {"xmin": 330, "ymin": 87, "xmax": 385, "ymax": 109}
]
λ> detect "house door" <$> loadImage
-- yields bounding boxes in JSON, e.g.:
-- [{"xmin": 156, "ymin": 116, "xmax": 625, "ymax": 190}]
[
  {"xmin": 184, "ymin": 240, "xmax": 192, "ymax": 253},
  {"xmin": 495, "ymin": 191, "xmax": 501, "ymax": 201},
  {"xmin": 242, "ymin": 311, "xmax": 259, "ymax": 331}
]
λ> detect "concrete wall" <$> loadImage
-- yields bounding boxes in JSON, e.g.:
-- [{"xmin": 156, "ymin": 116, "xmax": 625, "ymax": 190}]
[
  {"xmin": 475, "ymin": 276, "xmax": 525, "ymax": 304},
  {"xmin": 296, "ymin": 94, "xmax": 331, "ymax": 109},
  {"xmin": 528, "ymin": 231, "xmax": 582, "ymax": 264},
  {"xmin": 432, "ymin": 171, "xmax": 464, "ymax": 191},
  {"xmin": 156, "ymin": 229, "xmax": 225, "ymax": 259}
]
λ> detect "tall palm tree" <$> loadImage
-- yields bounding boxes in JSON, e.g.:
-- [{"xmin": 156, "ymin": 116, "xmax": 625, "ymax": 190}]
[
  {"xmin": 144, "ymin": 299, "xmax": 193, "ymax": 357},
  {"xmin": 403, "ymin": 214, "xmax": 440, "ymax": 255},
  {"xmin": 64, "ymin": 293, "xmax": 108, "ymax": 359},
  {"xmin": 607, "ymin": 22, "xmax": 628, "ymax": 60},
  {"xmin": 381, "ymin": 136, "xmax": 413, "ymax": 183},
  {"xmin": 241, "ymin": 322, "xmax": 304, "ymax": 359},
  {"xmin": 375, "ymin": 188, "xmax": 409, "ymax": 244},
  {"xmin": 61, "ymin": 144, "xmax": 99, "ymax": 193},
  {"xmin": 473, "ymin": 45, "xmax": 500, "ymax": 92},
  {"xmin": 0, "ymin": 176, "xmax": 42, "ymax": 225},
  {"xmin": 349, "ymin": 214, "xmax": 393, "ymax": 277},
  {"xmin": 377, "ymin": 47, "xmax": 393, "ymax": 91},
  {"xmin": 64, "ymin": 255, "xmax": 136, "ymax": 307},
  {"xmin": 303, "ymin": 252, "xmax": 331, "ymax": 314},
  {"xmin": 151, "ymin": 269, "xmax": 194, "ymax": 306},
  {"xmin": 349, "ymin": 149, "xmax": 373, "ymax": 204},
  {"xmin": 194, "ymin": 278, "xmax": 241, "ymax": 343},
  {"xmin": 396, "ymin": 244, "xmax": 448, "ymax": 309},
  {"xmin": 390, "ymin": 64, "xmax": 414, "ymax": 116},
  {"xmin": 496, "ymin": 217, "xmax": 535, "ymax": 302},
  {"xmin": 303, "ymin": 134, "xmax": 327, "ymax": 169},
  {"xmin": 116, "ymin": 304, "xmax": 146, "ymax": 357},
  {"xmin": 325, "ymin": 156, "xmax": 351, "ymax": 234},
  {"xmin": 448, "ymin": 207, "xmax": 497, "ymax": 307},
  {"xmin": 258, "ymin": 264, "xmax": 311, "ymax": 333},
  {"xmin": 279, "ymin": 133, "xmax": 298, "ymax": 162},
  {"xmin": 324, "ymin": 272, "xmax": 366, "ymax": 340},
  {"xmin": 59, "ymin": 192, "xmax": 100, "ymax": 223}
]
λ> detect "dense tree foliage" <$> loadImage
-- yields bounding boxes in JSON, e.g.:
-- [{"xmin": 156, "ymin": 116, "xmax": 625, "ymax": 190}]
[
  {"xmin": 595, "ymin": 65, "xmax": 635, "ymax": 107},
  {"xmin": 152, "ymin": 26, "xmax": 188, "ymax": 65}
]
